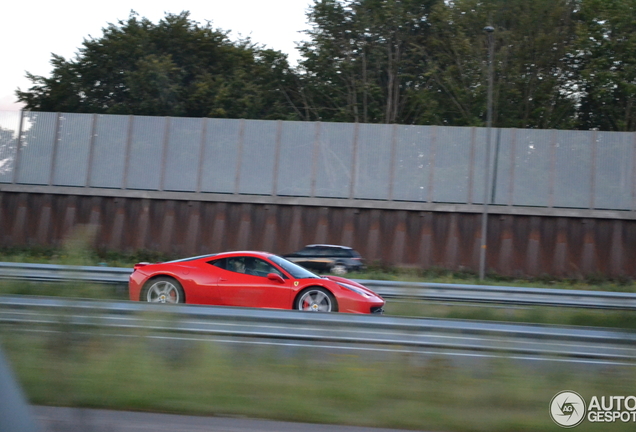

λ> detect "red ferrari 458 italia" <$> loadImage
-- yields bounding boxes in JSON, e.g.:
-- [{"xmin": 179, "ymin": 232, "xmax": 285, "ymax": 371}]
[{"xmin": 129, "ymin": 251, "xmax": 385, "ymax": 314}]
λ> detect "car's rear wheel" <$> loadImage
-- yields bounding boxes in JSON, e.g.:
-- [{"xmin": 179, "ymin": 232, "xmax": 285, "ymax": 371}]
[
  {"xmin": 330, "ymin": 263, "xmax": 348, "ymax": 275},
  {"xmin": 142, "ymin": 277, "xmax": 184, "ymax": 304},
  {"xmin": 295, "ymin": 287, "xmax": 338, "ymax": 312}
]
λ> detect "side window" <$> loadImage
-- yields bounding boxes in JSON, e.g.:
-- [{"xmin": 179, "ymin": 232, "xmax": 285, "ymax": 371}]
[
  {"xmin": 249, "ymin": 258, "xmax": 285, "ymax": 278},
  {"xmin": 210, "ymin": 258, "xmax": 227, "ymax": 270},
  {"xmin": 211, "ymin": 256, "xmax": 285, "ymax": 278},
  {"xmin": 209, "ymin": 257, "xmax": 247, "ymax": 274},
  {"xmin": 227, "ymin": 257, "xmax": 247, "ymax": 274}
]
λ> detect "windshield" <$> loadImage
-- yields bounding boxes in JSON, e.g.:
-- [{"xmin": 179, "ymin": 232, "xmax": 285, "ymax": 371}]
[{"xmin": 269, "ymin": 255, "xmax": 321, "ymax": 279}]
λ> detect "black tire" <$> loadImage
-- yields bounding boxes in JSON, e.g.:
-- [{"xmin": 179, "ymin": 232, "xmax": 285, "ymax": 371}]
[
  {"xmin": 141, "ymin": 276, "xmax": 185, "ymax": 304},
  {"xmin": 295, "ymin": 287, "xmax": 338, "ymax": 312}
]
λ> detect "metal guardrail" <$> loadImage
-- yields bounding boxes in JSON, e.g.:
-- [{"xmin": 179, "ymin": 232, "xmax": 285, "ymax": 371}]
[
  {"xmin": 1, "ymin": 262, "xmax": 636, "ymax": 310},
  {"xmin": 0, "ymin": 295, "xmax": 635, "ymax": 364},
  {"xmin": 361, "ymin": 280, "xmax": 636, "ymax": 310},
  {"xmin": 0, "ymin": 262, "xmax": 131, "ymax": 284}
]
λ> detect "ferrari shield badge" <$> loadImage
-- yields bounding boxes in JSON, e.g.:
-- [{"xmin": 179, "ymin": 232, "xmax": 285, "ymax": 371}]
[{"xmin": 294, "ymin": 281, "xmax": 299, "ymax": 286}]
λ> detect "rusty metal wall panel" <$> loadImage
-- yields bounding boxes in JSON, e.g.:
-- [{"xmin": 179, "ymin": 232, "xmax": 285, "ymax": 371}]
[{"xmin": 1, "ymin": 191, "xmax": 635, "ymax": 278}]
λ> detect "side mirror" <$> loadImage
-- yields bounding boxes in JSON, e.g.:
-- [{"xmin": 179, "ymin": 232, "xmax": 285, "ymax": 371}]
[{"xmin": 267, "ymin": 273, "xmax": 285, "ymax": 284}]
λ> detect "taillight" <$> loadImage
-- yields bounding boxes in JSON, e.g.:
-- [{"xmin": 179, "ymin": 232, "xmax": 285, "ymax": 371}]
[{"xmin": 134, "ymin": 262, "xmax": 151, "ymax": 271}]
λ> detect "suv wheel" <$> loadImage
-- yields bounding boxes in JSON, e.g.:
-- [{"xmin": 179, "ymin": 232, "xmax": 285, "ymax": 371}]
[{"xmin": 330, "ymin": 263, "xmax": 348, "ymax": 275}]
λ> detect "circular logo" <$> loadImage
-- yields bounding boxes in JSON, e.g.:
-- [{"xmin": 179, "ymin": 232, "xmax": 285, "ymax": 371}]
[{"xmin": 550, "ymin": 391, "xmax": 586, "ymax": 428}]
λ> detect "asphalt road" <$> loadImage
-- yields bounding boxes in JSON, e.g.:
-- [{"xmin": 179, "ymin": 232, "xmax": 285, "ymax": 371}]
[{"xmin": 33, "ymin": 406, "xmax": 420, "ymax": 432}]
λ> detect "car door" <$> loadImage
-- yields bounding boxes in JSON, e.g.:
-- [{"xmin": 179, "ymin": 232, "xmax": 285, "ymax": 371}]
[
  {"xmin": 181, "ymin": 261, "xmax": 224, "ymax": 305},
  {"xmin": 213, "ymin": 256, "xmax": 292, "ymax": 309}
]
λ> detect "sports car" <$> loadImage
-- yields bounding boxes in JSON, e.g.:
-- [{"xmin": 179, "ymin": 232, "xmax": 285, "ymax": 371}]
[{"xmin": 129, "ymin": 251, "xmax": 385, "ymax": 314}]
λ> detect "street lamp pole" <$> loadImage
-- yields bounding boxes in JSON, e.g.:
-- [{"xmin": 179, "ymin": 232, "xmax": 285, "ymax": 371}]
[{"xmin": 479, "ymin": 25, "xmax": 495, "ymax": 281}]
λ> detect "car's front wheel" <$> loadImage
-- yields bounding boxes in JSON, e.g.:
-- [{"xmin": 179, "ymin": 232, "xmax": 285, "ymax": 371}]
[
  {"xmin": 295, "ymin": 287, "xmax": 338, "ymax": 312},
  {"xmin": 142, "ymin": 277, "xmax": 184, "ymax": 304}
]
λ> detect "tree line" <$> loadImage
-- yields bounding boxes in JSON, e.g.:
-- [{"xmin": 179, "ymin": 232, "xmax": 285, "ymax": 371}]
[{"xmin": 16, "ymin": 0, "xmax": 636, "ymax": 131}]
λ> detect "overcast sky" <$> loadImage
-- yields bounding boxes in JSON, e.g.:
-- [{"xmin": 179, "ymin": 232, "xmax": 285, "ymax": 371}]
[{"xmin": 0, "ymin": 0, "xmax": 313, "ymax": 111}]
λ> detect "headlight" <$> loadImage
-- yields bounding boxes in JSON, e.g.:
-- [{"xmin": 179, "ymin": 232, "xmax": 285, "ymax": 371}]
[{"xmin": 336, "ymin": 282, "xmax": 371, "ymax": 298}]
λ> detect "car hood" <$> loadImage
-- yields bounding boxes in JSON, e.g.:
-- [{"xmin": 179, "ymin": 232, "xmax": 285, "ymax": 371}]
[{"xmin": 322, "ymin": 275, "xmax": 381, "ymax": 298}]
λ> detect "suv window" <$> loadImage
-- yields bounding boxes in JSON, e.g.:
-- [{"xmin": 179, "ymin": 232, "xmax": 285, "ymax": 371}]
[
  {"xmin": 328, "ymin": 248, "xmax": 352, "ymax": 258},
  {"xmin": 297, "ymin": 247, "xmax": 317, "ymax": 256}
]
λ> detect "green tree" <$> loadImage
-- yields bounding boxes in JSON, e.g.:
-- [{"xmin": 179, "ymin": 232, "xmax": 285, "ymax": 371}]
[
  {"xmin": 574, "ymin": 0, "xmax": 636, "ymax": 131},
  {"xmin": 297, "ymin": 0, "xmax": 579, "ymax": 128},
  {"xmin": 17, "ymin": 12, "xmax": 300, "ymax": 120},
  {"xmin": 422, "ymin": 0, "xmax": 578, "ymax": 128},
  {"xmin": 296, "ymin": 0, "xmax": 439, "ymax": 123}
]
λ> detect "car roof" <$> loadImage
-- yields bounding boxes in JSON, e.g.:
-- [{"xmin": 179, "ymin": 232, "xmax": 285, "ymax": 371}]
[
  {"xmin": 304, "ymin": 244, "xmax": 353, "ymax": 249},
  {"xmin": 164, "ymin": 251, "xmax": 276, "ymax": 264}
]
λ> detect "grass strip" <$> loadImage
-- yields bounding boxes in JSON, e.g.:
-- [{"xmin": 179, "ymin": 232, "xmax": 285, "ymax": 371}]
[{"xmin": 2, "ymin": 326, "xmax": 635, "ymax": 432}]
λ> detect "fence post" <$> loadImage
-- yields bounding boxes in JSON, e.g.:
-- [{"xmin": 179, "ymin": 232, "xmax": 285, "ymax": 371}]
[
  {"xmin": 310, "ymin": 122, "xmax": 321, "ymax": 198},
  {"xmin": 196, "ymin": 118, "xmax": 208, "ymax": 193},
  {"xmin": 507, "ymin": 128, "xmax": 517, "ymax": 206},
  {"xmin": 548, "ymin": 130, "xmax": 557, "ymax": 208},
  {"xmin": 271, "ymin": 120, "xmax": 283, "ymax": 196},
  {"xmin": 467, "ymin": 127, "xmax": 476, "ymax": 204},
  {"xmin": 387, "ymin": 124, "xmax": 398, "ymax": 201},
  {"xmin": 85, "ymin": 113, "xmax": 98, "ymax": 188},
  {"xmin": 122, "ymin": 115, "xmax": 134, "ymax": 190},
  {"xmin": 48, "ymin": 112, "xmax": 62, "ymax": 186},
  {"xmin": 491, "ymin": 128, "xmax": 502, "ymax": 203},
  {"xmin": 349, "ymin": 123, "xmax": 360, "ymax": 199},
  {"xmin": 589, "ymin": 130, "xmax": 598, "ymax": 209},
  {"xmin": 11, "ymin": 110, "xmax": 25, "ymax": 184},
  {"xmin": 427, "ymin": 126, "xmax": 437, "ymax": 203},
  {"xmin": 234, "ymin": 119, "xmax": 246, "ymax": 195},
  {"xmin": 632, "ymin": 132, "xmax": 636, "ymax": 211},
  {"xmin": 159, "ymin": 117, "xmax": 171, "ymax": 191}
]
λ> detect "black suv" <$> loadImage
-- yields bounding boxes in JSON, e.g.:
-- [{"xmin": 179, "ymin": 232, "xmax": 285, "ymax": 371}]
[{"xmin": 283, "ymin": 244, "xmax": 365, "ymax": 275}]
